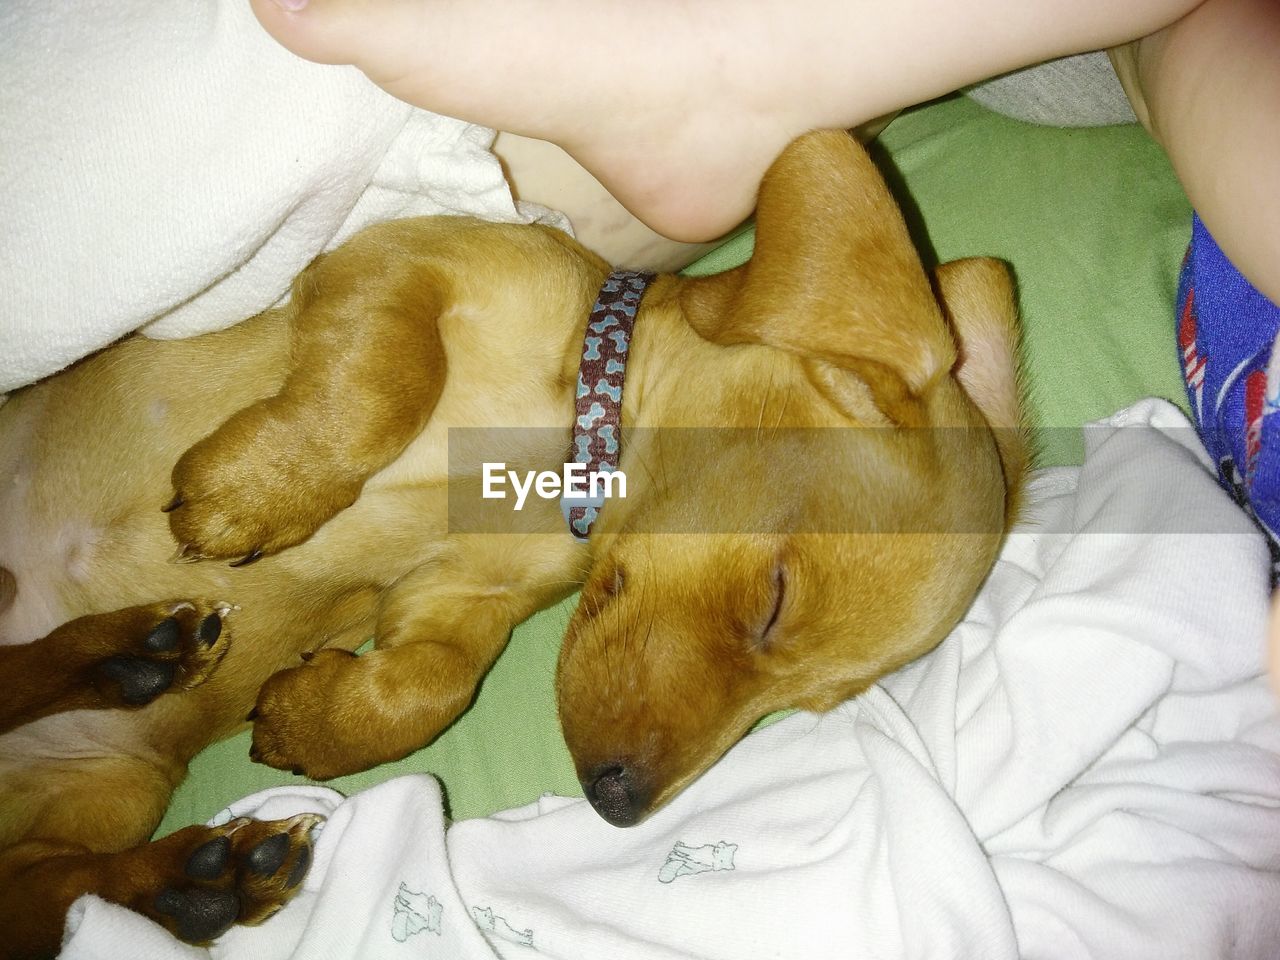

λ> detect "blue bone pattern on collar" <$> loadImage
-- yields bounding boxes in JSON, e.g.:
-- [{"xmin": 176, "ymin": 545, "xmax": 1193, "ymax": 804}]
[{"xmin": 561, "ymin": 270, "xmax": 654, "ymax": 541}]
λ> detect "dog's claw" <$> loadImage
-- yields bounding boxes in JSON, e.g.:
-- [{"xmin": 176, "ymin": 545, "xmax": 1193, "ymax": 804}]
[
  {"xmin": 161, "ymin": 493, "xmax": 185, "ymax": 513},
  {"xmin": 249, "ymin": 745, "xmax": 262, "ymax": 763},
  {"xmin": 169, "ymin": 543, "xmax": 203, "ymax": 564},
  {"xmin": 230, "ymin": 548, "xmax": 264, "ymax": 568}
]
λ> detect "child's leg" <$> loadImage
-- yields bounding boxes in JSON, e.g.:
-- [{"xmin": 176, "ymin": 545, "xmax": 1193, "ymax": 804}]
[
  {"xmin": 1131, "ymin": 0, "xmax": 1280, "ymax": 688},
  {"xmin": 251, "ymin": 0, "xmax": 1201, "ymax": 243},
  {"xmin": 1110, "ymin": 0, "xmax": 1280, "ymax": 305}
]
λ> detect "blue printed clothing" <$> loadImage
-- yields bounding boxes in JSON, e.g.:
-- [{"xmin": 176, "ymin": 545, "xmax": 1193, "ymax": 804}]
[{"xmin": 1177, "ymin": 214, "xmax": 1280, "ymax": 575}]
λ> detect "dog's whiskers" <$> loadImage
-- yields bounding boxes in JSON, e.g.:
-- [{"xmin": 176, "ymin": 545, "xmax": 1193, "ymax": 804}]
[
  {"xmin": 771, "ymin": 386, "xmax": 791, "ymax": 436},
  {"xmin": 755, "ymin": 370, "xmax": 775, "ymax": 440},
  {"xmin": 525, "ymin": 577, "xmax": 586, "ymax": 592}
]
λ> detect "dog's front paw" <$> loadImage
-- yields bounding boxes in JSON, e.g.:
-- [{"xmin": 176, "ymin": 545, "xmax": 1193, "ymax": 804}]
[
  {"xmin": 248, "ymin": 649, "xmax": 389, "ymax": 780},
  {"xmin": 129, "ymin": 814, "xmax": 322, "ymax": 944},
  {"xmin": 88, "ymin": 600, "xmax": 233, "ymax": 708},
  {"xmin": 165, "ymin": 406, "xmax": 363, "ymax": 564}
]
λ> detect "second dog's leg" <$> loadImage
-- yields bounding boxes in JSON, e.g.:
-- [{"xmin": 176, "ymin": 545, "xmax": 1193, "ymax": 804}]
[
  {"xmin": 0, "ymin": 600, "xmax": 232, "ymax": 735},
  {"xmin": 0, "ymin": 815, "xmax": 319, "ymax": 960}
]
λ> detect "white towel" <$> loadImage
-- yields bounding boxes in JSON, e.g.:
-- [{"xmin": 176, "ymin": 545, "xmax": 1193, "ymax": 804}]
[
  {"xmin": 0, "ymin": 0, "xmax": 558, "ymax": 396},
  {"xmin": 60, "ymin": 399, "xmax": 1280, "ymax": 959}
]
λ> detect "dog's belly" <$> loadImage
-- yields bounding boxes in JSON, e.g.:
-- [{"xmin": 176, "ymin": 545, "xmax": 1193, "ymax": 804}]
[
  {"xmin": 0, "ymin": 315, "xmax": 293, "ymax": 645},
  {"xmin": 0, "ymin": 327, "xmax": 411, "ymax": 772},
  {"xmin": 0, "ymin": 388, "xmax": 79, "ymax": 644},
  {"xmin": 0, "ymin": 282, "xmax": 595, "ymax": 878},
  {"xmin": 0, "ymin": 285, "xmax": 581, "ymax": 762}
]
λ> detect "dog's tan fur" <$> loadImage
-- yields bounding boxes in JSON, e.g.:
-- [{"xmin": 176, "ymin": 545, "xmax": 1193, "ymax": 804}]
[{"xmin": 0, "ymin": 131, "xmax": 1026, "ymax": 957}]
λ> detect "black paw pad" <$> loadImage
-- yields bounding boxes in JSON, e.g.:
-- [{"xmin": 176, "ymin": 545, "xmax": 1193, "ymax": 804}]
[
  {"xmin": 143, "ymin": 617, "xmax": 182, "ymax": 653},
  {"xmin": 285, "ymin": 844, "xmax": 311, "ymax": 890},
  {"xmin": 98, "ymin": 657, "xmax": 177, "ymax": 705},
  {"xmin": 197, "ymin": 612, "xmax": 223, "ymax": 647},
  {"xmin": 245, "ymin": 832, "xmax": 290, "ymax": 877},
  {"xmin": 185, "ymin": 836, "xmax": 232, "ymax": 881},
  {"xmin": 154, "ymin": 886, "xmax": 240, "ymax": 943}
]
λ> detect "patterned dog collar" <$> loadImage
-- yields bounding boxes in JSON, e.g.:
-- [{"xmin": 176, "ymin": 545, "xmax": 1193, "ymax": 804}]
[{"xmin": 561, "ymin": 270, "xmax": 654, "ymax": 541}]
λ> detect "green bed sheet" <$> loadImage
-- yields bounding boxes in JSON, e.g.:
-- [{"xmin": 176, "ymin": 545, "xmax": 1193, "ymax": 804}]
[{"xmin": 158, "ymin": 93, "xmax": 1193, "ymax": 836}]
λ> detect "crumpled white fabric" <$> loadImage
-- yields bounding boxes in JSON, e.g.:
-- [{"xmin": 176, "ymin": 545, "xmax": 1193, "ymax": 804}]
[
  {"xmin": 61, "ymin": 399, "xmax": 1280, "ymax": 959},
  {"xmin": 0, "ymin": 0, "xmax": 561, "ymax": 395}
]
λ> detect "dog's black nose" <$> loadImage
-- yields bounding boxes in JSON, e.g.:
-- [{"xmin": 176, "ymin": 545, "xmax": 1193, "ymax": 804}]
[{"xmin": 584, "ymin": 762, "xmax": 651, "ymax": 827}]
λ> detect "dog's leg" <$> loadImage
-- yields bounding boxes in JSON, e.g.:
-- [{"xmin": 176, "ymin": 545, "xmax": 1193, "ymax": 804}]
[
  {"xmin": 0, "ymin": 815, "xmax": 319, "ymax": 959},
  {"xmin": 246, "ymin": 540, "xmax": 576, "ymax": 779},
  {"xmin": 0, "ymin": 600, "xmax": 232, "ymax": 735},
  {"xmin": 165, "ymin": 245, "xmax": 450, "ymax": 564}
]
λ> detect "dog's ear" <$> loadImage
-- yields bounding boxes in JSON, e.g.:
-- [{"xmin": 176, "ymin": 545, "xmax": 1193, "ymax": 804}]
[{"xmin": 679, "ymin": 130, "xmax": 955, "ymax": 425}]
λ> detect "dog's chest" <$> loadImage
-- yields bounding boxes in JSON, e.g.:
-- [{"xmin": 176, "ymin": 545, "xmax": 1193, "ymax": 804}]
[{"xmin": 370, "ymin": 310, "xmax": 577, "ymax": 491}]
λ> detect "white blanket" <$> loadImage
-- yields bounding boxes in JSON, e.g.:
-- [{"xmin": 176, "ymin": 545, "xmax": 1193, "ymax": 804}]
[
  {"xmin": 0, "ymin": 0, "xmax": 555, "ymax": 396},
  {"xmin": 59, "ymin": 399, "xmax": 1280, "ymax": 958}
]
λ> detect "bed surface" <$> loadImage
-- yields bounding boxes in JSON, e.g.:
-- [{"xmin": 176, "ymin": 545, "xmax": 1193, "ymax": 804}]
[{"xmin": 159, "ymin": 94, "xmax": 1193, "ymax": 835}]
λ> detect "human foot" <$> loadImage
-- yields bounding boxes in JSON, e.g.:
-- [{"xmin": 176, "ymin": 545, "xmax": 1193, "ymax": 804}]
[
  {"xmin": 250, "ymin": 0, "xmax": 1203, "ymax": 243},
  {"xmin": 249, "ymin": 0, "xmax": 850, "ymax": 242}
]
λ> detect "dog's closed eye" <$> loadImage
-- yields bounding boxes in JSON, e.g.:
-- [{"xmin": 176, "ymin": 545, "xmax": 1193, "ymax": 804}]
[{"xmin": 754, "ymin": 563, "xmax": 786, "ymax": 652}]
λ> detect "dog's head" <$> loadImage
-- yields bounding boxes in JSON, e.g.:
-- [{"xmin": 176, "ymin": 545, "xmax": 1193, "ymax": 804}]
[{"xmin": 556, "ymin": 131, "xmax": 1027, "ymax": 826}]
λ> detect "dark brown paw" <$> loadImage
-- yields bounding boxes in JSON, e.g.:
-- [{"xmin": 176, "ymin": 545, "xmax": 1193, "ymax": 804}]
[
  {"xmin": 141, "ymin": 814, "xmax": 322, "ymax": 944},
  {"xmin": 88, "ymin": 600, "xmax": 233, "ymax": 708}
]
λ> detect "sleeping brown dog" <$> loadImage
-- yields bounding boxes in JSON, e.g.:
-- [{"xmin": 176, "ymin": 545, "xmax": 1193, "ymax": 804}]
[{"xmin": 0, "ymin": 130, "xmax": 1026, "ymax": 957}]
